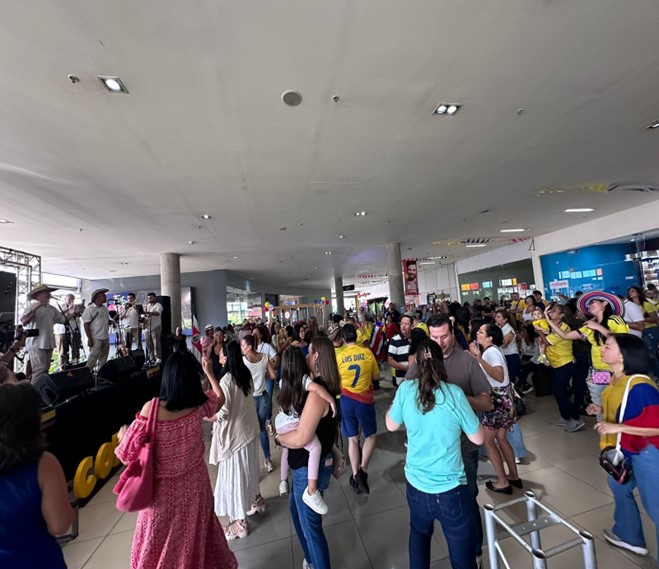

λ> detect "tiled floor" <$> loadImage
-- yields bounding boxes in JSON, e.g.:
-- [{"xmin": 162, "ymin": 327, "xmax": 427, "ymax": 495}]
[{"xmin": 63, "ymin": 381, "xmax": 658, "ymax": 569}]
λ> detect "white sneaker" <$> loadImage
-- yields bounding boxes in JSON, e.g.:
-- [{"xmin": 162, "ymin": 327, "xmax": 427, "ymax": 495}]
[
  {"xmin": 602, "ymin": 529, "xmax": 648, "ymax": 556},
  {"xmin": 302, "ymin": 560, "xmax": 313, "ymax": 569},
  {"xmin": 564, "ymin": 419, "xmax": 585, "ymax": 432},
  {"xmin": 549, "ymin": 417, "xmax": 567, "ymax": 427},
  {"xmin": 265, "ymin": 458, "xmax": 274, "ymax": 473},
  {"xmin": 302, "ymin": 487, "xmax": 328, "ymax": 515},
  {"xmin": 279, "ymin": 480, "xmax": 289, "ymax": 496}
]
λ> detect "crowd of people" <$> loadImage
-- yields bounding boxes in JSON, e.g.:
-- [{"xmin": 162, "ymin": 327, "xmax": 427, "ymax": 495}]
[{"xmin": 1, "ymin": 285, "xmax": 659, "ymax": 568}]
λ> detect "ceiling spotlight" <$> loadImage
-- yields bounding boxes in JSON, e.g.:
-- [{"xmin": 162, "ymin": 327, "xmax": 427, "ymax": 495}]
[
  {"xmin": 325, "ymin": 251, "xmax": 332, "ymax": 255},
  {"xmin": 433, "ymin": 103, "xmax": 462, "ymax": 116},
  {"xmin": 282, "ymin": 90, "xmax": 302, "ymax": 107},
  {"xmin": 466, "ymin": 244, "xmax": 487, "ymax": 248},
  {"xmin": 564, "ymin": 208, "xmax": 594, "ymax": 213},
  {"xmin": 97, "ymin": 76, "xmax": 128, "ymax": 94},
  {"xmin": 0, "ymin": 219, "xmax": 12, "ymax": 224},
  {"xmin": 646, "ymin": 120, "xmax": 659, "ymax": 130},
  {"xmin": 419, "ymin": 262, "xmax": 435, "ymax": 265},
  {"xmin": 500, "ymin": 228, "xmax": 526, "ymax": 233},
  {"xmin": 354, "ymin": 211, "xmax": 367, "ymax": 216},
  {"xmin": 233, "ymin": 256, "xmax": 238, "ymax": 259},
  {"xmin": 339, "ymin": 235, "xmax": 345, "ymax": 239},
  {"xmin": 188, "ymin": 240, "xmax": 196, "ymax": 245},
  {"xmin": 201, "ymin": 214, "xmax": 212, "ymax": 220}
]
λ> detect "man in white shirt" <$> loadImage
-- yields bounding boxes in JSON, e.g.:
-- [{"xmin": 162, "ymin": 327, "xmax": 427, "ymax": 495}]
[
  {"xmin": 20, "ymin": 284, "xmax": 67, "ymax": 381},
  {"xmin": 143, "ymin": 292, "xmax": 163, "ymax": 362},
  {"xmin": 83, "ymin": 288, "xmax": 111, "ymax": 371},
  {"xmin": 120, "ymin": 293, "xmax": 142, "ymax": 350},
  {"xmin": 622, "ymin": 297, "xmax": 645, "ymax": 339}
]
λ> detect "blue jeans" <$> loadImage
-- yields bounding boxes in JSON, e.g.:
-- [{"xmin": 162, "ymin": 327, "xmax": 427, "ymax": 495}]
[
  {"xmin": 265, "ymin": 378, "xmax": 275, "ymax": 421},
  {"xmin": 505, "ymin": 354, "xmax": 520, "ymax": 389},
  {"xmin": 406, "ymin": 482, "xmax": 477, "ymax": 569},
  {"xmin": 254, "ymin": 393, "xmax": 271, "ymax": 460},
  {"xmin": 642, "ymin": 327, "xmax": 659, "ymax": 378},
  {"xmin": 462, "ymin": 448, "xmax": 483, "ymax": 558},
  {"xmin": 551, "ymin": 361, "xmax": 578, "ymax": 420},
  {"xmin": 290, "ymin": 458, "xmax": 333, "ymax": 569},
  {"xmin": 506, "ymin": 423, "xmax": 527, "ymax": 460},
  {"xmin": 607, "ymin": 446, "xmax": 659, "ymax": 549}
]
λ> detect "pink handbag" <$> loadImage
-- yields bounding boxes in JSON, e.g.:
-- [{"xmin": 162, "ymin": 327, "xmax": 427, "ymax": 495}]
[{"xmin": 113, "ymin": 397, "xmax": 159, "ymax": 512}]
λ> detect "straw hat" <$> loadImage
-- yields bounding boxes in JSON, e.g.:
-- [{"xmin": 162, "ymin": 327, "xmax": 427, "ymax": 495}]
[{"xmin": 27, "ymin": 283, "xmax": 58, "ymax": 300}]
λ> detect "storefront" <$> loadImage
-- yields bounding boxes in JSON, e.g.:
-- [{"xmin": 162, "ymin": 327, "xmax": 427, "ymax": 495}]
[
  {"xmin": 457, "ymin": 260, "xmax": 535, "ymax": 304},
  {"xmin": 226, "ymin": 286, "xmax": 263, "ymax": 324}
]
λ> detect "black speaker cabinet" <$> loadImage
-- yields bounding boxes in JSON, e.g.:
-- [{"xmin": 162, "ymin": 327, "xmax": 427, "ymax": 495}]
[
  {"xmin": 34, "ymin": 366, "xmax": 95, "ymax": 406},
  {"xmin": 156, "ymin": 295, "xmax": 171, "ymax": 336},
  {"xmin": 99, "ymin": 356, "xmax": 136, "ymax": 384},
  {"xmin": 130, "ymin": 348, "xmax": 145, "ymax": 369}
]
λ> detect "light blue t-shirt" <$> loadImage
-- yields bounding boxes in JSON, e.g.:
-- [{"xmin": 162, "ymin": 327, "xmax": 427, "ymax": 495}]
[{"xmin": 389, "ymin": 380, "xmax": 480, "ymax": 494}]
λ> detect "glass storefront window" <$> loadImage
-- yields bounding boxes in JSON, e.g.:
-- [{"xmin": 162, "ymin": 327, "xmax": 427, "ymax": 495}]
[{"xmin": 226, "ymin": 286, "xmax": 262, "ymax": 324}]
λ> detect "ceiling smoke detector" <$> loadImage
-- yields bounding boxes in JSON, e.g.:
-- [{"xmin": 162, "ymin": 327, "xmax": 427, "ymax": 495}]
[{"xmin": 282, "ymin": 90, "xmax": 302, "ymax": 107}]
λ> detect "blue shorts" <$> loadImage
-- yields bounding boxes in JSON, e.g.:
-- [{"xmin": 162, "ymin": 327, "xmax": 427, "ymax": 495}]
[{"xmin": 340, "ymin": 395, "xmax": 377, "ymax": 438}]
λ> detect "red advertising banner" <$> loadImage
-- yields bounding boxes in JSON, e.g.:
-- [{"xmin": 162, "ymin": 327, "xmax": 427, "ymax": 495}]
[{"xmin": 403, "ymin": 259, "xmax": 418, "ymax": 296}]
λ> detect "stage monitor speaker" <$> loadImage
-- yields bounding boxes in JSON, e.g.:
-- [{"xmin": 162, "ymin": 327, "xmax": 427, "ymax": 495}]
[
  {"xmin": 99, "ymin": 356, "xmax": 136, "ymax": 384},
  {"xmin": 35, "ymin": 366, "xmax": 95, "ymax": 406},
  {"xmin": 156, "ymin": 295, "xmax": 171, "ymax": 336},
  {"xmin": 130, "ymin": 348, "xmax": 145, "ymax": 369}
]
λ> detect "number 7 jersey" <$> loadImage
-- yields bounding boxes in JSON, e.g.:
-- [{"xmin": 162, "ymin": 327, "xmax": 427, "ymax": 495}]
[{"xmin": 337, "ymin": 343, "xmax": 379, "ymax": 404}]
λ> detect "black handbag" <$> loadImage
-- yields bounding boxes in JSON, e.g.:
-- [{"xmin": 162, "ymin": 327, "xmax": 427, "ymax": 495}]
[{"xmin": 512, "ymin": 386, "xmax": 526, "ymax": 417}]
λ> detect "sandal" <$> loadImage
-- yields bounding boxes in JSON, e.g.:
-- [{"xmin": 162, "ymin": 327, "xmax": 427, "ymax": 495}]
[
  {"xmin": 224, "ymin": 520, "xmax": 248, "ymax": 541},
  {"xmin": 246, "ymin": 496, "xmax": 266, "ymax": 516}
]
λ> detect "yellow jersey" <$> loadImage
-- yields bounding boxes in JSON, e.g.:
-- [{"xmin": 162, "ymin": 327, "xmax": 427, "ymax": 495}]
[
  {"xmin": 533, "ymin": 319, "xmax": 550, "ymax": 334},
  {"xmin": 642, "ymin": 301, "xmax": 658, "ymax": 329},
  {"xmin": 337, "ymin": 343, "xmax": 379, "ymax": 404},
  {"xmin": 415, "ymin": 322, "xmax": 429, "ymax": 336},
  {"xmin": 580, "ymin": 316, "xmax": 629, "ymax": 370},
  {"xmin": 545, "ymin": 322, "xmax": 574, "ymax": 368}
]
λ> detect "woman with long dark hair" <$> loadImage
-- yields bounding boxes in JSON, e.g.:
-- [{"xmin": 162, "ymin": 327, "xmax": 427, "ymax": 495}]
[
  {"xmin": 115, "ymin": 350, "xmax": 237, "ymax": 569},
  {"xmin": 386, "ymin": 339, "xmax": 484, "ymax": 569},
  {"xmin": 494, "ymin": 309, "xmax": 520, "ymax": 392},
  {"xmin": 208, "ymin": 341, "xmax": 263, "ymax": 540},
  {"xmin": 627, "ymin": 286, "xmax": 659, "ymax": 378},
  {"xmin": 254, "ymin": 324, "xmax": 280, "ymax": 436},
  {"xmin": 276, "ymin": 347, "xmax": 338, "ymax": 569},
  {"xmin": 588, "ymin": 334, "xmax": 659, "ymax": 558},
  {"xmin": 0, "ymin": 383, "xmax": 74, "ymax": 569},
  {"xmin": 545, "ymin": 292, "xmax": 628, "ymax": 419},
  {"xmin": 469, "ymin": 323, "xmax": 521, "ymax": 494}
]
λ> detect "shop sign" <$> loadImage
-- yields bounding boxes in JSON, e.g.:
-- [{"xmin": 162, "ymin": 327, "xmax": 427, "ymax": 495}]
[{"xmin": 549, "ymin": 279, "xmax": 569, "ymax": 290}]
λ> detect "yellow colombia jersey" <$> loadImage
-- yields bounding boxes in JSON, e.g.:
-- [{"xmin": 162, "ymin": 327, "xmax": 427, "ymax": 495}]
[
  {"xmin": 545, "ymin": 322, "xmax": 574, "ymax": 368},
  {"xmin": 580, "ymin": 316, "xmax": 629, "ymax": 371},
  {"xmin": 533, "ymin": 319, "xmax": 550, "ymax": 333},
  {"xmin": 642, "ymin": 301, "xmax": 658, "ymax": 329},
  {"xmin": 337, "ymin": 343, "xmax": 378, "ymax": 404},
  {"xmin": 416, "ymin": 322, "xmax": 429, "ymax": 336}
]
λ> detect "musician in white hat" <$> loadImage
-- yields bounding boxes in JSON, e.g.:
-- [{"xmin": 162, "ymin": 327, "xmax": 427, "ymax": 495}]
[
  {"xmin": 20, "ymin": 284, "xmax": 67, "ymax": 381},
  {"xmin": 82, "ymin": 289, "xmax": 111, "ymax": 371}
]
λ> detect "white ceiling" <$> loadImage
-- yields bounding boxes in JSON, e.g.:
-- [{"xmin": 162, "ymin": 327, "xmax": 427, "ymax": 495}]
[{"xmin": 1, "ymin": 1, "xmax": 659, "ymax": 289}]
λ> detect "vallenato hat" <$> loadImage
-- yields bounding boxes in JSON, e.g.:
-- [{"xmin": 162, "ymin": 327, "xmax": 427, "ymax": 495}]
[
  {"xmin": 205, "ymin": 323, "xmax": 214, "ymax": 331},
  {"xmin": 327, "ymin": 323, "xmax": 343, "ymax": 341},
  {"xmin": 578, "ymin": 291, "xmax": 624, "ymax": 317},
  {"xmin": 27, "ymin": 283, "xmax": 58, "ymax": 300},
  {"xmin": 91, "ymin": 288, "xmax": 109, "ymax": 303}
]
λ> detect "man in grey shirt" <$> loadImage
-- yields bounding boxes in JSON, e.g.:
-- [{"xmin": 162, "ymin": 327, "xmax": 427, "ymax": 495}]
[{"xmin": 406, "ymin": 313, "xmax": 492, "ymax": 566}]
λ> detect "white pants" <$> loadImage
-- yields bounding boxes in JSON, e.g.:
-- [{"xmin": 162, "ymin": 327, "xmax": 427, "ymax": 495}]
[
  {"xmin": 29, "ymin": 347, "xmax": 53, "ymax": 380},
  {"xmin": 87, "ymin": 339, "xmax": 110, "ymax": 371}
]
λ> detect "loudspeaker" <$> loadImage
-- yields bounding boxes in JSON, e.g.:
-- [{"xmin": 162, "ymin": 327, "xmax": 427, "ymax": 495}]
[
  {"xmin": 99, "ymin": 356, "xmax": 136, "ymax": 384},
  {"xmin": 130, "ymin": 349, "xmax": 145, "ymax": 369},
  {"xmin": 35, "ymin": 366, "xmax": 95, "ymax": 406},
  {"xmin": 156, "ymin": 295, "xmax": 171, "ymax": 336}
]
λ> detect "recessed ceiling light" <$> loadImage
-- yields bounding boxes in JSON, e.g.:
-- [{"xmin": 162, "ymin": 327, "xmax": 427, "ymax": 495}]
[
  {"xmin": 120, "ymin": 262, "xmax": 129, "ymax": 265},
  {"xmin": 564, "ymin": 208, "xmax": 595, "ymax": 213},
  {"xmin": 339, "ymin": 235, "xmax": 345, "ymax": 239},
  {"xmin": 97, "ymin": 76, "xmax": 128, "ymax": 94},
  {"xmin": 354, "ymin": 211, "xmax": 367, "ymax": 216},
  {"xmin": 233, "ymin": 256, "xmax": 238, "ymax": 259},
  {"xmin": 278, "ymin": 227, "xmax": 287, "ymax": 231},
  {"xmin": 419, "ymin": 262, "xmax": 435, "ymax": 265},
  {"xmin": 466, "ymin": 244, "xmax": 487, "ymax": 248},
  {"xmin": 325, "ymin": 251, "xmax": 332, "ymax": 255},
  {"xmin": 188, "ymin": 240, "xmax": 196, "ymax": 245},
  {"xmin": 201, "ymin": 214, "xmax": 212, "ymax": 220},
  {"xmin": 282, "ymin": 90, "xmax": 302, "ymax": 107},
  {"xmin": 314, "ymin": 266, "xmax": 319, "ymax": 270},
  {"xmin": 0, "ymin": 219, "xmax": 12, "ymax": 224},
  {"xmin": 646, "ymin": 119, "xmax": 659, "ymax": 130},
  {"xmin": 426, "ymin": 256, "xmax": 448, "ymax": 260},
  {"xmin": 433, "ymin": 103, "xmax": 462, "ymax": 116},
  {"xmin": 500, "ymin": 228, "xmax": 526, "ymax": 233}
]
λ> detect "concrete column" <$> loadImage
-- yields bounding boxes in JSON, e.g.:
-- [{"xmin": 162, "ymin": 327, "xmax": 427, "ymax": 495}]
[
  {"xmin": 386, "ymin": 242, "xmax": 405, "ymax": 307},
  {"xmin": 531, "ymin": 254, "xmax": 545, "ymax": 296},
  {"xmin": 160, "ymin": 253, "xmax": 181, "ymax": 331},
  {"xmin": 334, "ymin": 276, "xmax": 345, "ymax": 316}
]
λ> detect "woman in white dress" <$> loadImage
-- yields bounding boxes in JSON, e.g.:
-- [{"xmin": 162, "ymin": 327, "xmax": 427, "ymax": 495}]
[{"xmin": 206, "ymin": 341, "xmax": 263, "ymax": 541}]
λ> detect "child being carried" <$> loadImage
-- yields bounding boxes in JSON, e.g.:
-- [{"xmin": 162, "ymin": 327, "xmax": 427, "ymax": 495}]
[{"xmin": 276, "ymin": 375, "xmax": 336, "ymax": 515}]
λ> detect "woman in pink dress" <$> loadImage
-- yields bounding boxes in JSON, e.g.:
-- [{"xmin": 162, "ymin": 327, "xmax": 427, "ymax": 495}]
[{"xmin": 115, "ymin": 351, "xmax": 237, "ymax": 569}]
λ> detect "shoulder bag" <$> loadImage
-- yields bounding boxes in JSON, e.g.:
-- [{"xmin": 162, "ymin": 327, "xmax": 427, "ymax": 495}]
[{"xmin": 113, "ymin": 397, "xmax": 159, "ymax": 511}]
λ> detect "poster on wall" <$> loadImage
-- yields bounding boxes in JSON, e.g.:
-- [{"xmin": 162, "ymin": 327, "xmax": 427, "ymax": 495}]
[{"xmin": 403, "ymin": 259, "xmax": 418, "ymax": 296}]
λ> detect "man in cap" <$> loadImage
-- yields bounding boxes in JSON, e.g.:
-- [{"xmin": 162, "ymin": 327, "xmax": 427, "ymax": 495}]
[
  {"xmin": 200, "ymin": 323, "xmax": 214, "ymax": 355},
  {"xmin": 20, "ymin": 284, "xmax": 67, "ymax": 381},
  {"xmin": 82, "ymin": 289, "xmax": 111, "ymax": 371}
]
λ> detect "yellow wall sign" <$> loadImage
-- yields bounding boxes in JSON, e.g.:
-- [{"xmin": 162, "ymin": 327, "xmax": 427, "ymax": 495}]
[{"xmin": 73, "ymin": 433, "xmax": 121, "ymax": 499}]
